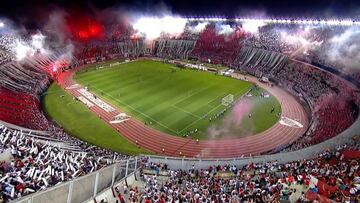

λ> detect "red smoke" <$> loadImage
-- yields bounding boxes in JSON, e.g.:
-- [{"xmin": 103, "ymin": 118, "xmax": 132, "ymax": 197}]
[{"xmin": 66, "ymin": 14, "xmax": 104, "ymax": 41}]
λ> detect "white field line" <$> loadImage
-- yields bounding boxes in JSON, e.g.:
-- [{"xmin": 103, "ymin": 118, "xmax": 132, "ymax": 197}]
[
  {"xmin": 171, "ymin": 104, "xmax": 201, "ymax": 119},
  {"xmin": 172, "ymin": 87, "xmax": 231, "ymax": 117},
  {"xmin": 77, "ymin": 76, "xmax": 252, "ymax": 135},
  {"xmin": 178, "ymin": 102, "xmax": 223, "ymax": 133},
  {"xmin": 171, "ymin": 86, "xmax": 209, "ymax": 107},
  {"xmin": 172, "ymin": 88, "xmax": 234, "ymax": 127},
  {"xmin": 76, "ymin": 79, "xmax": 178, "ymax": 134},
  {"xmin": 204, "ymin": 93, "xmax": 226, "ymax": 107},
  {"xmin": 178, "ymin": 87, "xmax": 252, "ymax": 133}
]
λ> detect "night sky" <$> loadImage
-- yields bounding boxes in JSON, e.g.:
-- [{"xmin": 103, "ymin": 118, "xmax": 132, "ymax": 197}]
[{"xmin": 1, "ymin": 0, "xmax": 360, "ymax": 26}]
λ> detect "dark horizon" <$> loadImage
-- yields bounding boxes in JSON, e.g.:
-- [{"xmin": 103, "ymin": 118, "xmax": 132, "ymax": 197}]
[{"xmin": 1, "ymin": 0, "xmax": 360, "ymax": 25}]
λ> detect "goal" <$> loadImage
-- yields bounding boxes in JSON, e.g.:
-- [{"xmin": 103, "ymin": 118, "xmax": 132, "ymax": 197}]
[{"xmin": 222, "ymin": 94, "xmax": 234, "ymax": 106}]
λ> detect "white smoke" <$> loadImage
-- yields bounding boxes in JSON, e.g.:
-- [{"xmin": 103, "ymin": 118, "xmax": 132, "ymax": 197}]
[
  {"xmin": 13, "ymin": 39, "xmax": 34, "ymax": 60},
  {"xmin": 216, "ymin": 24, "xmax": 234, "ymax": 35},
  {"xmin": 280, "ymin": 30, "xmax": 323, "ymax": 48},
  {"xmin": 189, "ymin": 22, "xmax": 208, "ymax": 33},
  {"xmin": 42, "ymin": 10, "xmax": 76, "ymax": 66},
  {"xmin": 132, "ymin": 15, "xmax": 187, "ymax": 40},
  {"xmin": 279, "ymin": 29, "xmax": 323, "ymax": 55},
  {"xmin": 59, "ymin": 43, "xmax": 74, "ymax": 61},
  {"xmin": 43, "ymin": 10, "xmax": 70, "ymax": 44},
  {"xmin": 280, "ymin": 31, "xmax": 310, "ymax": 46},
  {"xmin": 1, "ymin": 10, "xmax": 75, "ymax": 69},
  {"xmin": 52, "ymin": 44, "xmax": 74, "ymax": 71},
  {"xmin": 241, "ymin": 20, "xmax": 266, "ymax": 34},
  {"xmin": 31, "ymin": 32, "xmax": 45, "ymax": 49},
  {"xmin": 31, "ymin": 32, "xmax": 50, "ymax": 54},
  {"xmin": 326, "ymin": 28, "xmax": 360, "ymax": 70},
  {"xmin": 0, "ymin": 18, "xmax": 22, "ymax": 35},
  {"xmin": 7, "ymin": 31, "xmax": 54, "ymax": 61},
  {"xmin": 0, "ymin": 18, "xmax": 31, "ymax": 60}
]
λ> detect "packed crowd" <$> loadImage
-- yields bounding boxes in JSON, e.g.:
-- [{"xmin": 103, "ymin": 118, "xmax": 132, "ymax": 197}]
[
  {"xmin": 45, "ymin": 20, "xmax": 360, "ymax": 85},
  {"xmin": 0, "ymin": 37, "xmax": 132, "ymax": 202},
  {"xmin": 0, "ymin": 124, "xmax": 128, "ymax": 202},
  {"xmin": 287, "ymin": 92, "xmax": 358, "ymax": 151},
  {"xmin": 0, "ymin": 49, "xmax": 11, "ymax": 66},
  {"xmin": 75, "ymin": 39, "xmax": 145, "ymax": 63},
  {"xmin": 129, "ymin": 143, "xmax": 360, "ymax": 203},
  {"xmin": 0, "ymin": 35, "xmax": 18, "ymax": 61},
  {"xmin": 272, "ymin": 61, "xmax": 359, "ymax": 149},
  {"xmin": 273, "ymin": 62, "xmax": 332, "ymax": 103},
  {"xmin": 0, "ymin": 87, "xmax": 80, "ymax": 144},
  {"xmin": 153, "ymin": 39, "xmax": 196, "ymax": 60},
  {"xmin": 1, "ymin": 20, "xmax": 357, "ymax": 153},
  {"xmin": 0, "ymin": 20, "xmax": 359, "ymax": 202},
  {"xmin": 191, "ymin": 25, "xmax": 241, "ymax": 65},
  {"xmin": 222, "ymin": 42, "xmax": 359, "ymax": 150}
]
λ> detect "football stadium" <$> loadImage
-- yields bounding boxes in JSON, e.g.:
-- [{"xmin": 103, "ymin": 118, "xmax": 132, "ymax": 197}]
[{"xmin": 0, "ymin": 0, "xmax": 360, "ymax": 202}]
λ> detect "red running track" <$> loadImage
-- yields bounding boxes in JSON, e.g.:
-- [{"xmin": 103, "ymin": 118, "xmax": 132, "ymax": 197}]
[{"xmin": 57, "ymin": 69, "xmax": 309, "ymax": 158}]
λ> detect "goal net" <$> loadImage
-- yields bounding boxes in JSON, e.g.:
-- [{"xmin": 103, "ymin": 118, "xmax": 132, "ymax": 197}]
[{"xmin": 222, "ymin": 94, "xmax": 234, "ymax": 106}]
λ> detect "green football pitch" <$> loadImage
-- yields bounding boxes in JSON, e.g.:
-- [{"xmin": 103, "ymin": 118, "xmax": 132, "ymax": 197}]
[
  {"xmin": 42, "ymin": 84, "xmax": 149, "ymax": 155},
  {"xmin": 72, "ymin": 60, "xmax": 281, "ymax": 140}
]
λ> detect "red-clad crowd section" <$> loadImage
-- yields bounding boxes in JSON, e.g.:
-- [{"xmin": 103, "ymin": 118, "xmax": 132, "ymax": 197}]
[{"xmin": 0, "ymin": 88, "xmax": 40, "ymax": 128}]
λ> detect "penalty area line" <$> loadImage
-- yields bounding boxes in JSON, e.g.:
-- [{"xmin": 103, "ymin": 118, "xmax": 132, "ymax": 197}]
[
  {"xmin": 178, "ymin": 102, "xmax": 223, "ymax": 133},
  {"xmin": 171, "ymin": 86, "xmax": 210, "ymax": 107},
  {"xmin": 178, "ymin": 86, "xmax": 252, "ymax": 133},
  {"xmin": 171, "ymin": 104, "xmax": 201, "ymax": 119}
]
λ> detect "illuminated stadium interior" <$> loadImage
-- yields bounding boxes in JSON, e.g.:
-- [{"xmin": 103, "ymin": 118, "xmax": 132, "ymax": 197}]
[{"xmin": 0, "ymin": 0, "xmax": 359, "ymax": 202}]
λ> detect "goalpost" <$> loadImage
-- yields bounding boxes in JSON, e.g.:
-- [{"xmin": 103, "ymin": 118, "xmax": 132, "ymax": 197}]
[{"xmin": 222, "ymin": 94, "xmax": 234, "ymax": 106}]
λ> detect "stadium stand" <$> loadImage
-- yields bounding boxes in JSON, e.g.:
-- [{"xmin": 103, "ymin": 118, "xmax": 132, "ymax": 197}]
[
  {"xmin": 0, "ymin": 88, "xmax": 41, "ymax": 128},
  {"xmin": 86, "ymin": 141, "xmax": 360, "ymax": 203},
  {"xmin": 192, "ymin": 25, "xmax": 242, "ymax": 65},
  {"xmin": 0, "ymin": 38, "xmax": 130, "ymax": 202},
  {"xmin": 0, "ymin": 124, "xmax": 127, "ymax": 202},
  {"xmin": 1, "ymin": 20, "xmax": 360, "ymax": 202}
]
